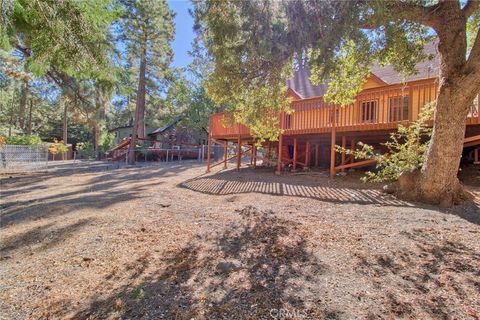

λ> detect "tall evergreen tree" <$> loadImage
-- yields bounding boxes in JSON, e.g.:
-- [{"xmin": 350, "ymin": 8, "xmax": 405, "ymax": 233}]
[
  {"xmin": 1, "ymin": 0, "xmax": 118, "ymax": 142},
  {"xmin": 1, "ymin": 0, "xmax": 117, "ymax": 90},
  {"xmin": 119, "ymin": 0, "xmax": 175, "ymax": 164}
]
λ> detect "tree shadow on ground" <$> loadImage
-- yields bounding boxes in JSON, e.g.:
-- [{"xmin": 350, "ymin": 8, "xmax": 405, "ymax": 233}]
[
  {"xmin": 180, "ymin": 167, "xmax": 480, "ymax": 224},
  {"xmin": 0, "ymin": 218, "xmax": 95, "ymax": 258},
  {"xmin": 353, "ymin": 228, "xmax": 480, "ymax": 319},
  {"xmin": 69, "ymin": 206, "xmax": 337, "ymax": 320},
  {"xmin": 1, "ymin": 163, "xmax": 201, "ymax": 228},
  {"xmin": 180, "ymin": 168, "xmax": 415, "ymax": 208}
]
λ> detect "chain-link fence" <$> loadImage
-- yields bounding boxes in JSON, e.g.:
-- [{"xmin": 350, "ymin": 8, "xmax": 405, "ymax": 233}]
[
  {"xmin": 116, "ymin": 145, "xmax": 225, "ymax": 163},
  {"xmin": 0, "ymin": 144, "xmax": 49, "ymax": 173},
  {"xmin": 72, "ymin": 150, "xmax": 110, "ymax": 161}
]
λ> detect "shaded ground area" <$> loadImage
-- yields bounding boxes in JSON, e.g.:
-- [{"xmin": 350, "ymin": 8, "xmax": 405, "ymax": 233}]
[{"xmin": 1, "ymin": 162, "xmax": 479, "ymax": 319}]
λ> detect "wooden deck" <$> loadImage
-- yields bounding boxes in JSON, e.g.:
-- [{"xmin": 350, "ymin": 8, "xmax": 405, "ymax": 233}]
[
  {"xmin": 207, "ymin": 79, "xmax": 479, "ymax": 176},
  {"xmin": 210, "ymin": 80, "xmax": 479, "ymax": 140}
]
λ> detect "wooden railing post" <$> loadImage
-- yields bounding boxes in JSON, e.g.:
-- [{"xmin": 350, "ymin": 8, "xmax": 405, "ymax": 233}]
[
  {"xmin": 305, "ymin": 141, "xmax": 310, "ymax": 168},
  {"xmin": 236, "ymin": 136, "xmax": 241, "ymax": 171},
  {"xmin": 330, "ymin": 104, "xmax": 336, "ymax": 178},
  {"xmin": 408, "ymin": 85, "xmax": 414, "ymax": 122},
  {"xmin": 293, "ymin": 138, "xmax": 297, "ymax": 172},
  {"xmin": 276, "ymin": 112, "xmax": 285, "ymax": 175},
  {"xmin": 206, "ymin": 132, "xmax": 212, "ymax": 173},
  {"xmin": 350, "ymin": 139, "xmax": 355, "ymax": 164},
  {"xmin": 267, "ymin": 142, "xmax": 272, "ymax": 167},
  {"xmin": 223, "ymin": 141, "xmax": 228, "ymax": 169},
  {"xmin": 276, "ymin": 135, "xmax": 283, "ymax": 174}
]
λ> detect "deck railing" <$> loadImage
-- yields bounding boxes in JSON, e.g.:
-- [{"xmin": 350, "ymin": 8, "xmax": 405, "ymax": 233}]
[
  {"xmin": 210, "ymin": 81, "xmax": 479, "ymax": 138},
  {"xmin": 209, "ymin": 113, "xmax": 250, "ymax": 138}
]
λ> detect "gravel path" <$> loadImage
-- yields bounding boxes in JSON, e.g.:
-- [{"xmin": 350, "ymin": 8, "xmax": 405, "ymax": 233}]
[{"xmin": 1, "ymin": 162, "xmax": 479, "ymax": 319}]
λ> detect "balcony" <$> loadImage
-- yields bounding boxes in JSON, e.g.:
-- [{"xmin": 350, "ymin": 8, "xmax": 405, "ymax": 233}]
[{"xmin": 209, "ymin": 80, "xmax": 479, "ymax": 140}]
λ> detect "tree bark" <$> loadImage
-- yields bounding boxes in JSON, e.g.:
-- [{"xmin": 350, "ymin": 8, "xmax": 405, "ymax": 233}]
[
  {"xmin": 62, "ymin": 98, "xmax": 68, "ymax": 144},
  {"xmin": 93, "ymin": 86, "xmax": 103, "ymax": 151},
  {"xmin": 406, "ymin": 88, "xmax": 472, "ymax": 205},
  {"xmin": 27, "ymin": 99, "xmax": 33, "ymax": 135},
  {"xmin": 8, "ymin": 98, "xmax": 14, "ymax": 138},
  {"xmin": 399, "ymin": 2, "xmax": 480, "ymax": 206},
  {"xmin": 128, "ymin": 38, "xmax": 147, "ymax": 164},
  {"xmin": 19, "ymin": 80, "xmax": 28, "ymax": 132}
]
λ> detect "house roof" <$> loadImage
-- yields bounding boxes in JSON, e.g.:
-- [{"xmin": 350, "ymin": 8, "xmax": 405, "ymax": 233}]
[
  {"xmin": 148, "ymin": 117, "xmax": 183, "ymax": 136},
  {"xmin": 287, "ymin": 40, "xmax": 440, "ymax": 99},
  {"xmin": 108, "ymin": 125, "xmax": 133, "ymax": 132}
]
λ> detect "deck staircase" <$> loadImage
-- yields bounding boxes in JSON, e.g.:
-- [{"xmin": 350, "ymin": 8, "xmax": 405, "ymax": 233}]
[{"xmin": 110, "ymin": 138, "xmax": 131, "ymax": 161}]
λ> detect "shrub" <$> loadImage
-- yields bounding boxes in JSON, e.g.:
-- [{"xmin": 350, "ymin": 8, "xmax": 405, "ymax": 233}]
[
  {"xmin": 99, "ymin": 132, "xmax": 115, "ymax": 152},
  {"xmin": 48, "ymin": 139, "xmax": 69, "ymax": 160},
  {"xmin": 7, "ymin": 134, "xmax": 43, "ymax": 145},
  {"xmin": 336, "ymin": 102, "xmax": 435, "ymax": 183},
  {"xmin": 56, "ymin": 140, "xmax": 69, "ymax": 155},
  {"xmin": 76, "ymin": 141, "xmax": 95, "ymax": 159}
]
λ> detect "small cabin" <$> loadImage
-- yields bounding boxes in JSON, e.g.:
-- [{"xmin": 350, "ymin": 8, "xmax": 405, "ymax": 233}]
[{"xmin": 148, "ymin": 117, "xmax": 208, "ymax": 148}]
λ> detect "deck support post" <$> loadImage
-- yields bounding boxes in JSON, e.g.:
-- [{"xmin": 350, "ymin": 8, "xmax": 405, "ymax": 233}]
[
  {"xmin": 475, "ymin": 146, "xmax": 479, "ymax": 164},
  {"xmin": 236, "ymin": 136, "xmax": 242, "ymax": 171},
  {"xmin": 305, "ymin": 141, "xmax": 310, "ymax": 169},
  {"xmin": 253, "ymin": 145, "xmax": 257, "ymax": 168},
  {"xmin": 315, "ymin": 144, "xmax": 319, "ymax": 167},
  {"xmin": 206, "ymin": 133, "xmax": 212, "ymax": 172},
  {"xmin": 350, "ymin": 139, "xmax": 355, "ymax": 163},
  {"xmin": 223, "ymin": 141, "xmax": 228, "ymax": 169},
  {"xmin": 341, "ymin": 136, "xmax": 346, "ymax": 172},
  {"xmin": 293, "ymin": 138, "xmax": 298, "ymax": 172},
  {"xmin": 250, "ymin": 143, "xmax": 254, "ymax": 165},
  {"xmin": 330, "ymin": 105, "xmax": 336, "ymax": 178},
  {"xmin": 267, "ymin": 142, "xmax": 272, "ymax": 167},
  {"xmin": 276, "ymin": 135, "xmax": 283, "ymax": 174}
]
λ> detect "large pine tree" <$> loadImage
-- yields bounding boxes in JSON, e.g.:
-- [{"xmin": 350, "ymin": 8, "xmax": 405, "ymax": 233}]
[
  {"xmin": 119, "ymin": 0, "xmax": 175, "ymax": 164},
  {"xmin": 1, "ymin": 0, "xmax": 118, "ymax": 142}
]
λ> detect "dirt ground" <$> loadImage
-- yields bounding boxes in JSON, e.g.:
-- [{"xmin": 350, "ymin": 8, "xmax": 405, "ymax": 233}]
[{"xmin": 1, "ymin": 161, "xmax": 479, "ymax": 320}]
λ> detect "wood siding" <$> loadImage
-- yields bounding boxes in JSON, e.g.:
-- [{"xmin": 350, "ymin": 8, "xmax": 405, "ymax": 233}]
[{"xmin": 210, "ymin": 79, "xmax": 480, "ymax": 139}]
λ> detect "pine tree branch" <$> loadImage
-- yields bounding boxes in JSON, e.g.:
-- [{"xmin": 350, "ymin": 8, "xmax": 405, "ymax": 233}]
[
  {"xmin": 462, "ymin": 0, "xmax": 480, "ymax": 18},
  {"xmin": 360, "ymin": 1, "xmax": 442, "ymax": 30},
  {"xmin": 464, "ymin": 28, "xmax": 480, "ymax": 86}
]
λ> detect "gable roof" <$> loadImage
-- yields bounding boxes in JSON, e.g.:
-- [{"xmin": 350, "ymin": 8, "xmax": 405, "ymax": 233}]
[
  {"xmin": 287, "ymin": 40, "xmax": 440, "ymax": 99},
  {"xmin": 370, "ymin": 41, "xmax": 439, "ymax": 85},
  {"xmin": 286, "ymin": 67, "xmax": 329, "ymax": 99},
  {"xmin": 148, "ymin": 117, "xmax": 183, "ymax": 136}
]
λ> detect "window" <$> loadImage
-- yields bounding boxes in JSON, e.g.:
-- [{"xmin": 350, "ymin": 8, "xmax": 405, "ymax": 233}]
[
  {"xmin": 388, "ymin": 96, "xmax": 409, "ymax": 122},
  {"xmin": 361, "ymin": 100, "xmax": 378, "ymax": 123}
]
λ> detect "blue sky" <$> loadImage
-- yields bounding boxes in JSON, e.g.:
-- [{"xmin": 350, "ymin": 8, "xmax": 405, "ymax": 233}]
[{"xmin": 168, "ymin": 0, "xmax": 195, "ymax": 69}]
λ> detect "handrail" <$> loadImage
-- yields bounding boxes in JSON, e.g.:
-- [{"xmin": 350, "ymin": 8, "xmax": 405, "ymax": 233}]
[{"xmin": 209, "ymin": 84, "xmax": 479, "ymax": 138}]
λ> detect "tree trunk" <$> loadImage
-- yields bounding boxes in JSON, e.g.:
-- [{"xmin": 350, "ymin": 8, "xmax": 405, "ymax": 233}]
[
  {"xmin": 19, "ymin": 80, "xmax": 28, "ymax": 132},
  {"xmin": 93, "ymin": 85, "xmax": 108, "ymax": 159},
  {"xmin": 398, "ymin": 4, "xmax": 480, "ymax": 206},
  {"xmin": 8, "ymin": 104, "xmax": 14, "ymax": 138},
  {"xmin": 407, "ymin": 87, "xmax": 472, "ymax": 205},
  {"xmin": 92, "ymin": 119, "xmax": 100, "ymax": 149},
  {"xmin": 128, "ymin": 40, "xmax": 147, "ymax": 164},
  {"xmin": 27, "ymin": 99, "xmax": 33, "ymax": 135},
  {"xmin": 62, "ymin": 99, "xmax": 68, "ymax": 144}
]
